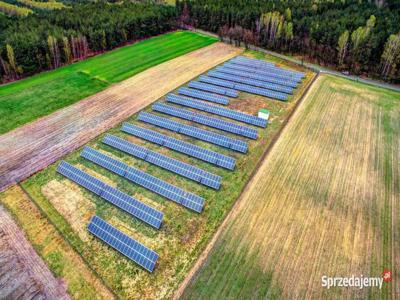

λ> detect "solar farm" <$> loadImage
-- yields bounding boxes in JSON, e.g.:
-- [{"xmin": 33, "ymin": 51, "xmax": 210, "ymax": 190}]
[{"xmin": 3, "ymin": 53, "xmax": 314, "ymax": 298}]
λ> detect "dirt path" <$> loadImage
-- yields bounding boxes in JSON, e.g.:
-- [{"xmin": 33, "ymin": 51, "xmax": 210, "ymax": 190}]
[
  {"xmin": 0, "ymin": 204, "xmax": 70, "ymax": 299},
  {"xmin": 0, "ymin": 43, "xmax": 241, "ymax": 192}
]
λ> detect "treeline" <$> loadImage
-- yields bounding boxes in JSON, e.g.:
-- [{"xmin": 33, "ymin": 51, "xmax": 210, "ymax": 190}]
[
  {"xmin": 16, "ymin": 0, "xmax": 67, "ymax": 10},
  {"xmin": 0, "ymin": 1, "xmax": 32, "ymax": 16},
  {"xmin": 177, "ymin": 0, "xmax": 400, "ymax": 82},
  {"xmin": 0, "ymin": 2, "xmax": 176, "ymax": 82}
]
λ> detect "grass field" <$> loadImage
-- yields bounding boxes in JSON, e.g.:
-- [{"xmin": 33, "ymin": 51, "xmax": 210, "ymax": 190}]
[
  {"xmin": 0, "ymin": 52, "xmax": 314, "ymax": 298},
  {"xmin": 0, "ymin": 31, "xmax": 217, "ymax": 134},
  {"xmin": 182, "ymin": 74, "xmax": 400, "ymax": 299}
]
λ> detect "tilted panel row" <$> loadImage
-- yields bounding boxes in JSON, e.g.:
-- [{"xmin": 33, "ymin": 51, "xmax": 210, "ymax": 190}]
[
  {"xmin": 209, "ymin": 70, "xmax": 293, "ymax": 94},
  {"xmin": 103, "ymin": 134, "xmax": 221, "ymax": 190},
  {"xmin": 81, "ymin": 147, "xmax": 204, "ymax": 213},
  {"xmin": 235, "ymin": 56, "xmax": 275, "ymax": 66},
  {"xmin": 88, "ymin": 216, "xmax": 158, "ymax": 272},
  {"xmin": 178, "ymin": 87, "xmax": 229, "ymax": 105},
  {"xmin": 57, "ymin": 161, "xmax": 163, "ymax": 229},
  {"xmin": 166, "ymin": 94, "xmax": 267, "ymax": 128},
  {"xmin": 153, "ymin": 102, "xmax": 258, "ymax": 139},
  {"xmin": 223, "ymin": 62, "xmax": 300, "ymax": 84},
  {"xmin": 229, "ymin": 57, "xmax": 304, "ymax": 79},
  {"xmin": 121, "ymin": 123, "xmax": 236, "ymax": 170},
  {"xmin": 188, "ymin": 81, "xmax": 238, "ymax": 98},
  {"xmin": 138, "ymin": 112, "xmax": 248, "ymax": 153}
]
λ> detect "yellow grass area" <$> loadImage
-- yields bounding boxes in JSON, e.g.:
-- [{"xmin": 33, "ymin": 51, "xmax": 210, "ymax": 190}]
[
  {"xmin": 182, "ymin": 74, "xmax": 400, "ymax": 299},
  {"xmin": 0, "ymin": 186, "xmax": 114, "ymax": 299}
]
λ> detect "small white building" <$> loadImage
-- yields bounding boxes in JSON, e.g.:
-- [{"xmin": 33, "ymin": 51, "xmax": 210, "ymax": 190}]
[{"xmin": 258, "ymin": 109, "xmax": 270, "ymax": 121}]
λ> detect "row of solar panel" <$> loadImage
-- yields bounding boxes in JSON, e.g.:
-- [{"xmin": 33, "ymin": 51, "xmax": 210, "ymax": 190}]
[
  {"xmin": 166, "ymin": 94, "xmax": 267, "ymax": 128},
  {"xmin": 122, "ymin": 123, "xmax": 236, "ymax": 170},
  {"xmin": 230, "ymin": 56, "xmax": 304, "ymax": 79},
  {"xmin": 88, "ymin": 216, "xmax": 158, "ymax": 272},
  {"xmin": 103, "ymin": 134, "xmax": 221, "ymax": 190},
  {"xmin": 138, "ymin": 112, "xmax": 248, "ymax": 153},
  {"xmin": 218, "ymin": 65, "xmax": 298, "ymax": 89},
  {"xmin": 208, "ymin": 71, "xmax": 292, "ymax": 98},
  {"xmin": 178, "ymin": 87, "xmax": 229, "ymax": 105},
  {"xmin": 152, "ymin": 102, "xmax": 258, "ymax": 140},
  {"xmin": 57, "ymin": 161, "xmax": 164, "ymax": 229},
  {"xmin": 188, "ymin": 81, "xmax": 238, "ymax": 98},
  {"xmin": 81, "ymin": 147, "xmax": 205, "ymax": 213},
  {"xmin": 223, "ymin": 62, "xmax": 300, "ymax": 84},
  {"xmin": 199, "ymin": 75, "xmax": 288, "ymax": 101},
  {"xmin": 234, "ymin": 56, "xmax": 305, "ymax": 78}
]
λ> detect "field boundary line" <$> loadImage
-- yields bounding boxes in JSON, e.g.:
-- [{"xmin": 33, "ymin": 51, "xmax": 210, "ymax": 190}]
[
  {"xmin": 15, "ymin": 183, "xmax": 118, "ymax": 299},
  {"xmin": 173, "ymin": 71, "xmax": 320, "ymax": 299}
]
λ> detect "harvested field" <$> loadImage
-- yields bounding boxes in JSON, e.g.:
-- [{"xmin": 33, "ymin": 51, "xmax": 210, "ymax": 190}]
[
  {"xmin": 181, "ymin": 74, "xmax": 400, "ymax": 299},
  {"xmin": 0, "ymin": 42, "xmax": 241, "ymax": 192},
  {"xmin": 0, "ymin": 205, "xmax": 70, "ymax": 300},
  {"xmin": 0, "ymin": 186, "xmax": 115, "ymax": 299},
  {"xmin": 12, "ymin": 52, "xmax": 315, "ymax": 298}
]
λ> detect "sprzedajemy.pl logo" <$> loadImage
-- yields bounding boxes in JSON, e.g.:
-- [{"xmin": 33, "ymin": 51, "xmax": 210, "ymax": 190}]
[{"xmin": 322, "ymin": 270, "xmax": 392, "ymax": 289}]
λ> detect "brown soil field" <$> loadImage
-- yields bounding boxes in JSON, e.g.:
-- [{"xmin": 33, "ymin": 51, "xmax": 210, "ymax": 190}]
[
  {"xmin": 0, "ymin": 42, "xmax": 241, "ymax": 192},
  {"xmin": 0, "ymin": 204, "xmax": 70, "ymax": 299},
  {"xmin": 181, "ymin": 74, "xmax": 400, "ymax": 299}
]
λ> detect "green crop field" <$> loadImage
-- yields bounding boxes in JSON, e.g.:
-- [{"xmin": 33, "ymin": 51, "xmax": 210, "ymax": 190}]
[
  {"xmin": 182, "ymin": 75, "xmax": 400, "ymax": 299},
  {"xmin": 0, "ymin": 31, "xmax": 217, "ymax": 135}
]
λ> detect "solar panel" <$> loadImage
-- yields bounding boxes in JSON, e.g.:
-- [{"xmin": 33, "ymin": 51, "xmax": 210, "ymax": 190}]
[
  {"xmin": 81, "ymin": 147, "xmax": 204, "ymax": 213},
  {"xmin": 208, "ymin": 70, "xmax": 292, "ymax": 95},
  {"xmin": 138, "ymin": 112, "xmax": 248, "ymax": 153},
  {"xmin": 188, "ymin": 81, "xmax": 238, "ymax": 98},
  {"xmin": 229, "ymin": 57, "xmax": 304, "ymax": 79},
  {"xmin": 178, "ymin": 87, "xmax": 229, "ymax": 105},
  {"xmin": 152, "ymin": 102, "xmax": 258, "ymax": 139},
  {"xmin": 216, "ymin": 66, "xmax": 297, "ymax": 91},
  {"xmin": 88, "ymin": 215, "xmax": 158, "ymax": 272},
  {"xmin": 103, "ymin": 135, "xmax": 221, "ymax": 190},
  {"xmin": 200, "ymin": 75, "xmax": 288, "ymax": 101},
  {"xmin": 166, "ymin": 94, "xmax": 267, "ymax": 128},
  {"xmin": 121, "ymin": 123, "xmax": 236, "ymax": 170},
  {"xmin": 57, "ymin": 161, "xmax": 163, "ymax": 229},
  {"xmin": 223, "ymin": 62, "xmax": 300, "ymax": 84}
]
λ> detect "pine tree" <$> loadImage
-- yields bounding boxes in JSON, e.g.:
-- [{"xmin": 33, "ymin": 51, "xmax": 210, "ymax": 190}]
[
  {"xmin": 337, "ymin": 30, "xmax": 349, "ymax": 67},
  {"xmin": 381, "ymin": 32, "xmax": 400, "ymax": 79},
  {"xmin": 6, "ymin": 44, "xmax": 19, "ymax": 79}
]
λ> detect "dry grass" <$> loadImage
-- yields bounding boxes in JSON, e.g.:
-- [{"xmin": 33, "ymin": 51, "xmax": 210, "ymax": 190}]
[
  {"xmin": 182, "ymin": 74, "xmax": 400, "ymax": 299},
  {"xmin": 0, "ymin": 42, "xmax": 241, "ymax": 192}
]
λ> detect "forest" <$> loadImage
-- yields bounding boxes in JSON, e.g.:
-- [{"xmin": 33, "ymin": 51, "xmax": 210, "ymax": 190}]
[
  {"xmin": 177, "ymin": 0, "xmax": 400, "ymax": 82},
  {"xmin": 0, "ymin": 2, "xmax": 176, "ymax": 82}
]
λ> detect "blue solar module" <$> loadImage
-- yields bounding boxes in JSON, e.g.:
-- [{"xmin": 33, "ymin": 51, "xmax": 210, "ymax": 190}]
[
  {"xmin": 152, "ymin": 102, "xmax": 258, "ymax": 140},
  {"xmin": 138, "ymin": 112, "xmax": 248, "ymax": 153},
  {"xmin": 208, "ymin": 71, "xmax": 292, "ymax": 96},
  {"xmin": 121, "ymin": 123, "xmax": 236, "ymax": 170},
  {"xmin": 81, "ymin": 147, "xmax": 204, "ymax": 213},
  {"xmin": 229, "ymin": 57, "xmax": 304, "ymax": 79},
  {"xmin": 88, "ymin": 215, "xmax": 158, "ymax": 272},
  {"xmin": 178, "ymin": 87, "xmax": 229, "ymax": 105},
  {"xmin": 188, "ymin": 81, "xmax": 238, "ymax": 98},
  {"xmin": 103, "ymin": 134, "xmax": 221, "ymax": 190},
  {"xmin": 166, "ymin": 94, "xmax": 267, "ymax": 128},
  {"xmin": 200, "ymin": 75, "xmax": 288, "ymax": 101},
  {"xmin": 235, "ymin": 56, "xmax": 275, "ymax": 66},
  {"xmin": 57, "ymin": 161, "xmax": 163, "ymax": 229},
  {"xmin": 216, "ymin": 66, "xmax": 297, "ymax": 91},
  {"xmin": 223, "ymin": 62, "xmax": 300, "ymax": 84}
]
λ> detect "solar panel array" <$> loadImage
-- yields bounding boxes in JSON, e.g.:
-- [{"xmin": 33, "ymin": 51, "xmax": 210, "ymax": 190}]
[
  {"xmin": 199, "ymin": 75, "xmax": 288, "ymax": 101},
  {"xmin": 209, "ymin": 70, "xmax": 291, "ymax": 96},
  {"xmin": 88, "ymin": 216, "xmax": 158, "ymax": 272},
  {"xmin": 188, "ymin": 81, "xmax": 238, "ymax": 98},
  {"xmin": 230, "ymin": 56, "xmax": 304, "ymax": 79},
  {"xmin": 138, "ymin": 112, "xmax": 248, "ymax": 153},
  {"xmin": 178, "ymin": 87, "xmax": 229, "ymax": 105},
  {"xmin": 215, "ymin": 66, "xmax": 297, "ymax": 90},
  {"xmin": 57, "ymin": 161, "xmax": 163, "ymax": 229},
  {"xmin": 152, "ymin": 102, "xmax": 258, "ymax": 140},
  {"xmin": 81, "ymin": 147, "xmax": 205, "ymax": 213},
  {"xmin": 103, "ymin": 134, "xmax": 221, "ymax": 190},
  {"xmin": 121, "ymin": 123, "xmax": 236, "ymax": 170},
  {"xmin": 223, "ymin": 62, "xmax": 300, "ymax": 84},
  {"xmin": 166, "ymin": 94, "xmax": 267, "ymax": 128}
]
